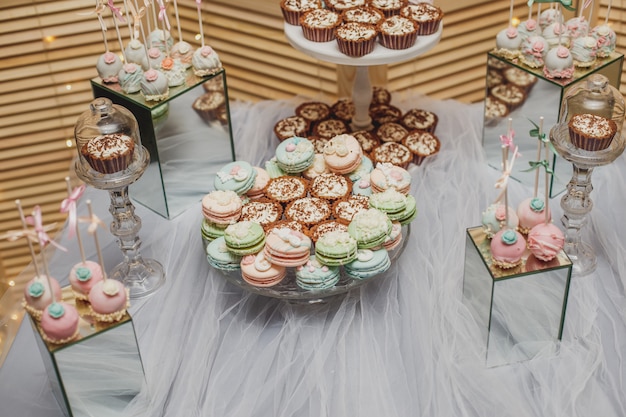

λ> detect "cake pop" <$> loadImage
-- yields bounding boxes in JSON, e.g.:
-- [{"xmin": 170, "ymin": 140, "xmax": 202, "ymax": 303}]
[
  {"xmin": 192, "ymin": 0, "xmax": 223, "ymax": 76},
  {"xmin": 169, "ymin": 0, "xmax": 195, "ymax": 69}
]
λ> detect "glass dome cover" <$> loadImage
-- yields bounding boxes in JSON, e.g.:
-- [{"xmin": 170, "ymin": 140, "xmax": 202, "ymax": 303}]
[
  {"xmin": 74, "ymin": 98, "xmax": 149, "ymax": 188},
  {"xmin": 552, "ymin": 74, "xmax": 626, "ymax": 166}
]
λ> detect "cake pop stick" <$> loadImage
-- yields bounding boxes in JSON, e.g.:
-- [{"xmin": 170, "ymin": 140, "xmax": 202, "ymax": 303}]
[
  {"xmin": 156, "ymin": 0, "xmax": 171, "ymax": 56},
  {"xmin": 84, "ymin": 200, "xmax": 108, "ymax": 281},
  {"xmin": 94, "ymin": 0, "xmax": 110, "ymax": 52},
  {"xmin": 60, "ymin": 178, "xmax": 87, "ymax": 263},
  {"xmin": 543, "ymin": 129, "xmax": 551, "ymax": 225},
  {"xmin": 605, "ymin": 0, "xmax": 612, "ymax": 25},
  {"xmin": 196, "ymin": 0, "xmax": 205, "ymax": 47},
  {"xmin": 172, "ymin": 0, "xmax": 183, "ymax": 44},
  {"xmin": 532, "ymin": 117, "xmax": 544, "ymax": 198},
  {"xmin": 149, "ymin": 0, "xmax": 159, "ymax": 34},
  {"xmin": 108, "ymin": 0, "xmax": 128, "ymax": 63},
  {"xmin": 123, "ymin": 0, "xmax": 134, "ymax": 40},
  {"xmin": 14, "ymin": 200, "xmax": 42, "ymax": 278},
  {"xmin": 507, "ymin": 0, "xmax": 514, "ymax": 28}
]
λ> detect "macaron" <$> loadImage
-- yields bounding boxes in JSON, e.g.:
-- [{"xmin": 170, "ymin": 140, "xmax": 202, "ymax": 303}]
[
  {"xmin": 383, "ymin": 222, "xmax": 403, "ymax": 251},
  {"xmin": 302, "ymin": 154, "xmax": 330, "ymax": 180},
  {"xmin": 264, "ymin": 157, "xmax": 287, "ymax": 178},
  {"xmin": 314, "ymin": 230, "xmax": 358, "ymax": 267},
  {"xmin": 201, "ymin": 218, "xmax": 228, "ymax": 243},
  {"xmin": 346, "ymin": 154, "xmax": 374, "ymax": 182},
  {"xmin": 201, "ymin": 190, "xmax": 243, "ymax": 226},
  {"xmin": 344, "ymin": 248, "xmax": 391, "ymax": 279},
  {"xmin": 295, "ymin": 255, "xmax": 340, "ymax": 291},
  {"xmin": 323, "ymin": 134, "xmax": 363, "ymax": 175},
  {"xmin": 348, "ymin": 208, "xmax": 393, "ymax": 249},
  {"xmin": 223, "ymin": 221, "xmax": 266, "ymax": 256},
  {"xmin": 351, "ymin": 174, "xmax": 373, "ymax": 196},
  {"xmin": 214, "ymin": 161, "xmax": 257, "ymax": 195},
  {"xmin": 369, "ymin": 162, "xmax": 412, "ymax": 195},
  {"xmin": 275, "ymin": 136, "xmax": 315, "ymax": 174},
  {"xmin": 240, "ymin": 252, "xmax": 286, "ymax": 287},
  {"xmin": 263, "ymin": 226, "xmax": 312, "ymax": 267},
  {"xmin": 206, "ymin": 236, "xmax": 242, "ymax": 271},
  {"xmin": 246, "ymin": 167, "xmax": 271, "ymax": 200},
  {"xmin": 392, "ymin": 194, "xmax": 417, "ymax": 225},
  {"xmin": 368, "ymin": 188, "xmax": 408, "ymax": 220}
]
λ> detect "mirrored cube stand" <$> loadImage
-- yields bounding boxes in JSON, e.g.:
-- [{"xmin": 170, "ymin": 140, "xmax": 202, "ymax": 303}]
[
  {"xmin": 29, "ymin": 287, "xmax": 144, "ymax": 417},
  {"xmin": 462, "ymin": 227, "xmax": 573, "ymax": 367},
  {"xmin": 483, "ymin": 52, "xmax": 623, "ymax": 197},
  {"xmin": 91, "ymin": 68, "xmax": 236, "ymax": 219}
]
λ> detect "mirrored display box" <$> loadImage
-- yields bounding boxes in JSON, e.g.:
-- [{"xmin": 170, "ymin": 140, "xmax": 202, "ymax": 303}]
[
  {"xmin": 29, "ymin": 286, "xmax": 144, "ymax": 417},
  {"xmin": 483, "ymin": 52, "xmax": 623, "ymax": 197},
  {"xmin": 462, "ymin": 227, "xmax": 572, "ymax": 367},
  {"xmin": 91, "ymin": 68, "xmax": 236, "ymax": 219}
]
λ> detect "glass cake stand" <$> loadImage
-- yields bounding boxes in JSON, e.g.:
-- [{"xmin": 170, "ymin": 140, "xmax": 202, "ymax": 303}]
[
  {"xmin": 283, "ymin": 22, "xmax": 443, "ymax": 130},
  {"xmin": 208, "ymin": 225, "xmax": 410, "ymax": 304}
]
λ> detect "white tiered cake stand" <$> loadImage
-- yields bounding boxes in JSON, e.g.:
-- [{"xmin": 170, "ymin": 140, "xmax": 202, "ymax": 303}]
[{"xmin": 284, "ymin": 22, "xmax": 443, "ymax": 130}]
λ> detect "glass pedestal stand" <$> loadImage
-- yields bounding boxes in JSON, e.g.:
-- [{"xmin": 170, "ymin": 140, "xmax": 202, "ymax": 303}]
[
  {"xmin": 75, "ymin": 146, "xmax": 166, "ymax": 298},
  {"xmin": 550, "ymin": 123, "xmax": 626, "ymax": 276}
]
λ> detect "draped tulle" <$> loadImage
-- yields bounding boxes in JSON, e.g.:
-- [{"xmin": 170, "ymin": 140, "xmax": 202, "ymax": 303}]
[{"xmin": 1, "ymin": 92, "xmax": 625, "ymax": 417}]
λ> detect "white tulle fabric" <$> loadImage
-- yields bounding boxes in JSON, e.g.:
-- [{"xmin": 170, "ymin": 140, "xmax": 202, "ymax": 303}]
[{"xmin": 2, "ymin": 92, "xmax": 626, "ymax": 417}]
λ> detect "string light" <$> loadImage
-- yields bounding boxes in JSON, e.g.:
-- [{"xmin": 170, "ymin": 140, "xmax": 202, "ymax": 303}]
[
  {"xmin": 66, "ymin": 139, "xmax": 74, "ymax": 148},
  {"xmin": 43, "ymin": 35, "xmax": 56, "ymax": 43}
]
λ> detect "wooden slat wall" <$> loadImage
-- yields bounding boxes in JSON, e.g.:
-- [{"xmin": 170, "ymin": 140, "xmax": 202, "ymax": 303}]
[{"xmin": 0, "ymin": 0, "xmax": 624, "ymax": 280}]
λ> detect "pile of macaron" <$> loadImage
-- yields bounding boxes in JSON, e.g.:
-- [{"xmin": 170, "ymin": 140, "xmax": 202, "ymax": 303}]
[{"xmin": 201, "ymin": 133, "xmax": 418, "ymax": 291}]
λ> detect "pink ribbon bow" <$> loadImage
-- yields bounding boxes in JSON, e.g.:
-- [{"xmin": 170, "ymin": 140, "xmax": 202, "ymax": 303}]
[
  {"xmin": 107, "ymin": 0, "xmax": 126, "ymax": 23},
  {"xmin": 60, "ymin": 184, "xmax": 86, "ymax": 239},
  {"xmin": 157, "ymin": 0, "xmax": 171, "ymax": 30},
  {"xmin": 499, "ymin": 129, "xmax": 521, "ymax": 158},
  {"xmin": 26, "ymin": 206, "xmax": 67, "ymax": 251},
  {"xmin": 494, "ymin": 146, "xmax": 520, "ymax": 203}
]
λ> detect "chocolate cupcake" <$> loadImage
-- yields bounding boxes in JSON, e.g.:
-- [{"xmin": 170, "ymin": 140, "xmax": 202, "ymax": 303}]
[
  {"xmin": 274, "ymin": 115, "xmax": 309, "ymax": 141},
  {"xmin": 400, "ymin": 3, "xmax": 443, "ymax": 35},
  {"xmin": 568, "ymin": 113, "xmax": 617, "ymax": 151},
  {"xmin": 371, "ymin": 142, "xmax": 412, "ymax": 168},
  {"xmin": 281, "ymin": 0, "xmax": 321, "ymax": 25},
  {"xmin": 377, "ymin": 15, "xmax": 419, "ymax": 50},
  {"xmin": 400, "ymin": 108, "xmax": 438, "ymax": 133},
  {"xmin": 300, "ymin": 9, "xmax": 342, "ymax": 42},
  {"xmin": 335, "ymin": 22, "xmax": 378, "ymax": 57}
]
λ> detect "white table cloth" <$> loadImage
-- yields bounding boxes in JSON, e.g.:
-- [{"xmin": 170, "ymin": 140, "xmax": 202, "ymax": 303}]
[{"xmin": 1, "ymin": 92, "xmax": 625, "ymax": 417}]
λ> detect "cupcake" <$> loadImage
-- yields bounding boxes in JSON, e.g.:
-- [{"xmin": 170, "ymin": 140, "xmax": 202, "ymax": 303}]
[
  {"xmin": 369, "ymin": 104, "xmax": 402, "ymax": 125},
  {"xmin": 400, "ymin": 108, "xmax": 438, "ymax": 133},
  {"xmin": 502, "ymin": 67, "xmax": 537, "ymax": 94},
  {"xmin": 325, "ymin": 0, "xmax": 367, "ymax": 13},
  {"xmin": 376, "ymin": 122, "xmax": 409, "ymax": 143},
  {"xmin": 314, "ymin": 119, "xmax": 350, "ymax": 139},
  {"xmin": 280, "ymin": 0, "xmax": 321, "ymax": 25},
  {"xmin": 369, "ymin": 0, "xmax": 408, "ymax": 17},
  {"xmin": 332, "ymin": 194, "xmax": 370, "ymax": 224},
  {"xmin": 341, "ymin": 6, "xmax": 385, "ymax": 26},
  {"xmin": 490, "ymin": 84, "xmax": 526, "ymax": 111},
  {"xmin": 295, "ymin": 101, "xmax": 331, "ymax": 126},
  {"xmin": 239, "ymin": 199, "xmax": 283, "ymax": 231},
  {"xmin": 309, "ymin": 172, "xmax": 352, "ymax": 201},
  {"xmin": 568, "ymin": 113, "xmax": 617, "ymax": 151},
  {"xmin": 400, "ymin": 2, "xmax": 443, "ymax": 35},
  {"xmin": 377, "ymin": 15, "xmax": 419, "ymax": 50},
  {"xmin": 274, "ymin": 115, "xmax": 309, "ymax": 141},
  {"xmin": 264, "ymin": 176, "xmax": 310, "ymax": 205},
  {"xmin": 352, "ymin": 130, "xmax": 381, "ymax": 154},
  {"xmin": 331, "ymin": 98, "xmax": 355, "ymax": 122},
  {"xmin": 484, "ymin": 95, "xmax": 509, "ymax": 121},
  {"xmin": 308, "ymin": 220, "xmax": 349, "ymax": 243},
  {"xmin": 371, "ymin": 142, "xmax": 412, "ymax": 168},
  {"xmin": 402, "ymin": 130, "xmax": 441, "ymax": 165},
  {"xmin": 300, "ymin": 9, "xmax": 342, "ymax": 42},
  {"xmin": 284, "ymin": 197, "xmax": 332, "ymax": 226},
  {"xmin": 335, "ymin": 22, "xmax": 378, "ymax": 58},
  {"xmin": 80, "ymin": 133, "xmax": 135, "ymax": 174},
  {"xmin": 371, "ymin": 86, "xmax": 392, "ymax": 105}
]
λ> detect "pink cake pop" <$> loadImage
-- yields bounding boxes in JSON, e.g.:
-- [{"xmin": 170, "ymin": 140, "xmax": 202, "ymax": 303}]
[{"xmin": 83, "ymin": 200, "xmax": 130, "ymax": 323}]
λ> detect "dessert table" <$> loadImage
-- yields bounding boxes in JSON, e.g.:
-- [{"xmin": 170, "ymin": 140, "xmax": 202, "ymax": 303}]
[{"xmin": 1, "ymin": 92, "xmax": 626, "ymax": 417}]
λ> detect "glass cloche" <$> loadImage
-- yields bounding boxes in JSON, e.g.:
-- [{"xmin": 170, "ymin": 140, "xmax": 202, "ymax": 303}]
[
  {"xmin": 551, "ymin": 74, "xmax": 626, "ymax": 167},
  {"xmin": 74, "ymin": 97, "xmax": 149, "ymax": 189}
]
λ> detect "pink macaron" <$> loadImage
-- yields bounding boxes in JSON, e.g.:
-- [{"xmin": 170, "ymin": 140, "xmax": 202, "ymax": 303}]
[
  {"xmin": 240, "ymin": 252, "xmax": 287, "ymax": 287},
  {"xmin": 263, "ymin": 227, "xmax": 312, "ymax": 267},
  {"xmin": 323, "ymin": 134, "xmax": 363, "ymax": 175}
]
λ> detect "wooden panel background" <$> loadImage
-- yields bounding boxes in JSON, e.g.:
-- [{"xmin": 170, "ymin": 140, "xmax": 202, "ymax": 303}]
[{"xmin": 0, "ymin": 0, "xmax": 624, "ymax": 280}]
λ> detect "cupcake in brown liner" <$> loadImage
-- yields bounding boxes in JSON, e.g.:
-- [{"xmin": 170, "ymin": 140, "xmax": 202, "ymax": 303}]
[
  {"xmin": 332, "ymin": 194, "xmax": 370, "ymax": 224},
  {"xmin": 296, "ymin": 102, "xmax": 331, "ymax": 126},
  {"xmin": 326, "ymin": 0, "xmax": 367, "ymax": 13},
  {"xmin": 502, "ymin": 67, "xmax": 538, "ymax": 94},
  {"xmin": 377, "ymin": 15, "xmax": 419, "ymax": 50},
  {"xmin": 371, "ymin": 142, "xmax": 412, "ymax": 168},
  {"xmin": 80, "ymin": 133, "xmax": 135, "ymax": 174},
  {"xmin": 400, "ymin": 108, "xmax": 438, "ymax": 133},
  {"xmin": 281, "ymin": 0, "xmax": 321, "ymax": 25},
  {"xmin": 484, "ymin": 95, "xmax": 510, "ymax": 123},
  {"xmin": 264, "ymin": 176, "xmax": 309, "ymax": 205},
  {"xmin": 403, "ymin": 130, "xmax": 441, "ymax": 165},
  {"xmin": 313, "ymin": 118, "xmax": 349, "ymax": 139},
  {"xmin": 400, "ymin": 3, "xmax": 443, "ymax": 35},
  {"xmin": 300, "ymin": 9, "xmax": 342, "ymax": 42},
  {"xmin": 335, "ymin": 22, "xmax": 378, "ymax": 58},
  {"xmin": 568, "ymin": 113, "xmax": 617, "ymax": 151},
  {"xmin": 371, "ymin": 86, "xmax": 392, "ymax": 105},
  {"xmin": 309, "ymin": 172, "xmax": 352, "ymax": 201},
  {"xmin": 192, "ymin": 91, "xmax": 226, "ymax": 123},
  {"xmin": 369, "ymin": 104, "xmax": 402, "ymax": 126},
  {"xmin": 308, "ymin": 220, "xmax": 349, "ymax": 242},
  {"xmin": 239, "ymin": 199, "xmax": 284, "ymax": 231},
  {"xmin": 274, "ymin": 115, "xmax": 309, "ymax": 141},
  {"xmin": 376, "ymin": 122, "xmax": 409, "ymax": 143},
  {"xmin": 331, "ymin": 98, "xmax": 355, "ymax": 122},
  {"xmin": 284, "ymin": 197, "xmax": 332, "ymax": 226},
  {"xmin": 341, "ymin": 6, "xmax": 385, "ymax": 26},
  {"xmin": 352, "ymin": 130, "xmax": 381, "ymax": 154},
  {"xmin": 370, "ymin": 0, "xmax": 408, "ymax": 17}
]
